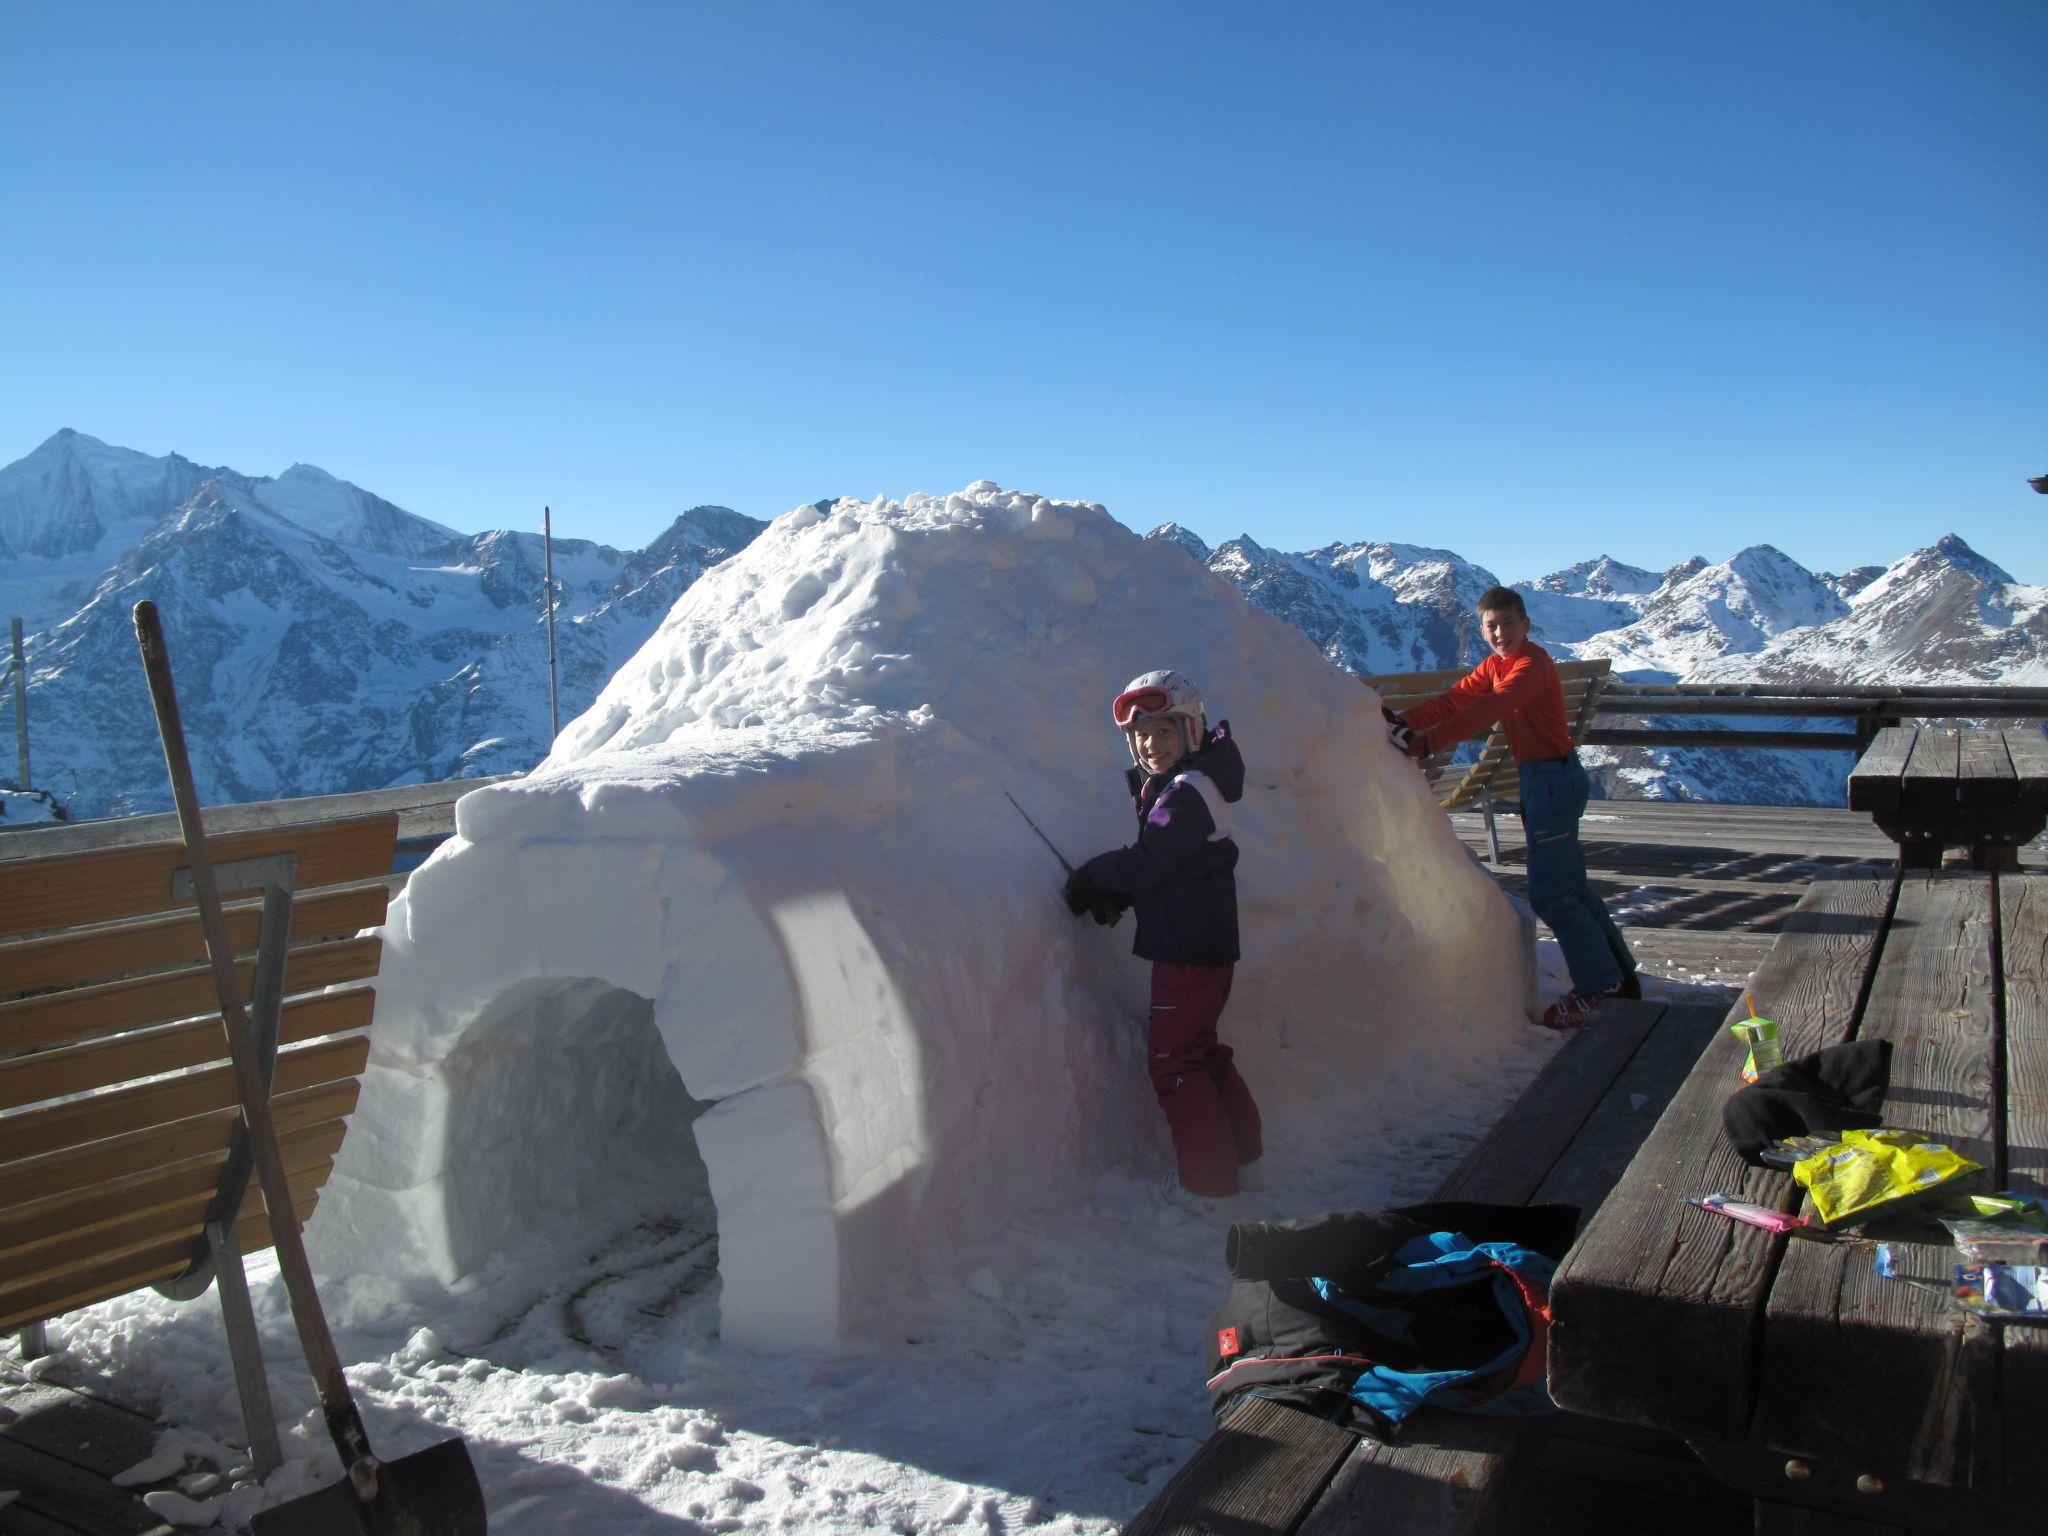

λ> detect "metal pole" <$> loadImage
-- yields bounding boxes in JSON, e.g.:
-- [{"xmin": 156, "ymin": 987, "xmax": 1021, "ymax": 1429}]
[
  {"xmin": 10, "ymin": 618, "xmax": 27, "ymax": 790},
  {"xmin": 542, "ymin": 506, "xmax": 559, "ymax": 741}
]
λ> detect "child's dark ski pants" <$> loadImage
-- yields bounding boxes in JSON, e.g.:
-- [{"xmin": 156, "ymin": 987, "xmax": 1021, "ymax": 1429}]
[{"xmin": 1149, "ymin": 961, "xmax": 1263, "ymax": 1196}]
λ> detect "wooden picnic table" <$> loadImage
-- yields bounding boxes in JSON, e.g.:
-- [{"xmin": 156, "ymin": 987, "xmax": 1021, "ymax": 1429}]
[
  {"xmin": 1847, "ymin": 725, "xmax": 2048, "ymax": 870},
  {"xmin": 1544, "ymin": 861, "xmax": 2048, "ymax": 1532}
]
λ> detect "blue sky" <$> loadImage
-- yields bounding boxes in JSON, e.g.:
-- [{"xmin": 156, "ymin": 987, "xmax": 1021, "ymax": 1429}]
[{"xmin": 5, "ymin": 1, "xmax": 2043, "ymax": 583}]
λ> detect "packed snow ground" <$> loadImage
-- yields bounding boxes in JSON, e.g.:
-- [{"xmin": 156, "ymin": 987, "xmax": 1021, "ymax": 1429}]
[{"xmin": 12, "ymin": 947, "xmax": 1733, "ymax": 1535}]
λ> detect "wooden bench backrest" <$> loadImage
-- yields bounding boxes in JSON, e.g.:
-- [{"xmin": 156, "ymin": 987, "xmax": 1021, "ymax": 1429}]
[
  {"xmin": 1362, "ymin": 658, "xmax": 1612, "ymax": 810},
  {"xmin": 0, "ymin": 813, "xmax": 398, "ymax": 1334}
]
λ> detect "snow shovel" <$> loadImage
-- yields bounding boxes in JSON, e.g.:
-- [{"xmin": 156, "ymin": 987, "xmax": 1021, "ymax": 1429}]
[{"xmin": 133, "ymin": 600, "xmax": 488, "ymax": 1536}]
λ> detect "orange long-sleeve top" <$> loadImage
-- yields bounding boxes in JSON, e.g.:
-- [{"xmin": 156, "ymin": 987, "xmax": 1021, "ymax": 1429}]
[{"xmin": 1402, "ymin": 640, "xmax": 1574, "ymax": 762}]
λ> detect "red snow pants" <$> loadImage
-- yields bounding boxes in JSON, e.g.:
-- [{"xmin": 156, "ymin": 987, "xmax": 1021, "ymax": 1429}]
[{"xmin": 1149, "ymin": 962, "xmax": 1263, "ymax": 1197}]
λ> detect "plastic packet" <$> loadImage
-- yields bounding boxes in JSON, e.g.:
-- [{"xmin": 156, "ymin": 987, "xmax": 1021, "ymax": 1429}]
[
  {"xmin": 1791, "ymin": 1129, "xmax": 1983, "ymax": 1227},
  {"xmin": 1937, "ymin": 1192, "xmax": 2048, "ymax": 1263},
  {"xmin": 1689, "ymin": 1193, "xmax": 1807, "ymax": 1234},
  {"xmin": 1756, "ymin": 1134, "xmax": 1837, "ymax": 1171},
  {"xmin": 1952, "ymin": 1264, "xmax": 2048, "ymax": 1321}
]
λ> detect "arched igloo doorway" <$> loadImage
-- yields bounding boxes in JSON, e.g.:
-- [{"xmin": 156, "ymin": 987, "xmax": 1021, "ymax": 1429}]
[
  {"xmin": 311, "ymin": 815, "xmax": 943, "ymax": 1354},
  {"xmin": 428, "ymin": 977, "xmax": 720, "ymax": 1355}
]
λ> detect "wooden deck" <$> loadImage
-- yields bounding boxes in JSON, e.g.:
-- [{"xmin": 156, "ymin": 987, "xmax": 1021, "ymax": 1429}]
[
  {"xmin": 0, "ymin": 1362, "xmax": 173, "ymax": 1536},
  {"xmin": 1445, "ymin": 796, "xmax": 2040, "ymax": 991}
]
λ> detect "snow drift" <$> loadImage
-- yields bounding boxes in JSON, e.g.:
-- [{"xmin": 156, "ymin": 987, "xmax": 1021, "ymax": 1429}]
[{"xmin": 310, "ymin": 483, "xmax": 1532, "ymax": 1348}]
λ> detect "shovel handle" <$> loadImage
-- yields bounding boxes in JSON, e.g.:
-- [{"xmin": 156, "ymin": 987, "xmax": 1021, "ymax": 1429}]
[{"xmin": 133, "ymin": 602, "xmax": 383, "ymax": 1494}]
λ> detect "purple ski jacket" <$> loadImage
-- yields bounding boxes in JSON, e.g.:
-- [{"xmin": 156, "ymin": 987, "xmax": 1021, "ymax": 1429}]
[{"xmin": 1082, "ymin": 721, "xmax": 1245, "ymax": 966}]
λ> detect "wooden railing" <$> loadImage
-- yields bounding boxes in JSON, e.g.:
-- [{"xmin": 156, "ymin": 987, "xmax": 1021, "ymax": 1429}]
[
  {"xmin": 1363, "ymin": 672, "xmax": 2048, "ymax": 862},
  {"xmin": 1587, "ymin": 683, "xmax": 2048, "ymax": 753}
]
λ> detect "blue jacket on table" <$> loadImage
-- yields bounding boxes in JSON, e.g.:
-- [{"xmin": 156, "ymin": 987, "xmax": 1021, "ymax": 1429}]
[{"xmin": 1081, "ymin": 721, "xmax": 1244, "ymax": 966}]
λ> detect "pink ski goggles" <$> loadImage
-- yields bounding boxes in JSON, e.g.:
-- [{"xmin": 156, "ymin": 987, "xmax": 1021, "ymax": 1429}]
[{"xmin": 1112, "ymin": 686, "xmax": 1176, "ymax": 728}]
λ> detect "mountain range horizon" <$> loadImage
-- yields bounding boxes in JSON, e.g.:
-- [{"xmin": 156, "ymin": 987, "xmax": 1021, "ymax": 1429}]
[{"xmin": 2, "ymin": 427, "xmax": 2043, "ymax": 822}]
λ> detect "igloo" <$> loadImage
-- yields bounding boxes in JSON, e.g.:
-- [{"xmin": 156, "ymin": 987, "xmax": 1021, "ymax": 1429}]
[{"xmin": 307, "ymin": 484, "xmax": 1533, "ymax": 1348}]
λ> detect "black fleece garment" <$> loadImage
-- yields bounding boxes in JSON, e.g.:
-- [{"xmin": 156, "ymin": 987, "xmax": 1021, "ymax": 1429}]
[{"xmin": 1721, "ymin": 1039, "xmax": 1893, "ymax": 1164}]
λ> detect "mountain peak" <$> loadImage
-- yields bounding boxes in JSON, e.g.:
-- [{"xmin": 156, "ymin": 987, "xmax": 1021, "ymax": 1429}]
[
  {"xmin": 1145, "ymin": 522, "xmax": 1213, "ymax": 563},
  {"xmin": 1529, "ymin": 554, "xmax": 1660, "ymax": 597},
  {"xmin": 1927, "ymin": 533, "xmax": 2013, "ymax": 586}
]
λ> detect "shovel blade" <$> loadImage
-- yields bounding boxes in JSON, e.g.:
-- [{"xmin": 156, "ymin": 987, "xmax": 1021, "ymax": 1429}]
[{"xmin": 251, "ymin": 1437, "xmax": 486, "ymax": 1536}]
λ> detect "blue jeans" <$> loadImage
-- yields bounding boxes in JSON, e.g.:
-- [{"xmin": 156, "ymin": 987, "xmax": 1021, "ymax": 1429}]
[{"xmin": 1518, "ymin": 757, "xmax": 1633, "ymax": 996}]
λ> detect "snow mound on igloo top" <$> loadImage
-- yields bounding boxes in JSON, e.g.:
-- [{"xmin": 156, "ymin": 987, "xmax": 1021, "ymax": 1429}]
[
  {"xmin": 549, "ymin": 482, "xmax": 1172, "ymax": 771},
  {"xmin": 318, "ymin": 482, "xmax": 1531, "ymax": 1350}
]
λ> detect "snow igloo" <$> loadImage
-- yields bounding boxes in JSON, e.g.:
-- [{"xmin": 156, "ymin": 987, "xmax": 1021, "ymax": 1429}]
[{"xmin": 308, "ymin": 483, "xmax": 1534, "ymax": 1348}]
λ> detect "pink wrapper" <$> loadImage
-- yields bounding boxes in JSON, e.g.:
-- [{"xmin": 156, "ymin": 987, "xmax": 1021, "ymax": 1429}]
[{"xmin": 1689, "ymin": 1193, "xmax": 1807, "ymax": 1234}]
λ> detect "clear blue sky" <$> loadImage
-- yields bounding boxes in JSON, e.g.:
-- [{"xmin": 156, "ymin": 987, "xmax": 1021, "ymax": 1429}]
[{"xmin": 5, "ymin": 1, "xmax": 2043, "ymax": 583}]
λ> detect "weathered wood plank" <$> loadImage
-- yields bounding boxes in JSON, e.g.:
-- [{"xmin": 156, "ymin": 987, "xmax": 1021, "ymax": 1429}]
[
  {"xmin": 0, "ymin": 1433, "xmax": 171, "ymax": 1534},
  {"xmin": 1301, "ymin": 1414, "xmax": 1545, "ymax": 1536},
  {"xmin": 1530, "ymin": 1002, "xmax": 1725, "ymax": 1222},
  {"xmin": 2, "ymin": 1145, "xmax": 334, "ymax": 1293},
  {"xmin": 0, "ymin": 1033, "xmax": 370, "ymax": 1164},
  {"xmin": 1546, "ymin": 870, "xmax": 1893, "ymax": 1442},
  {"xmin": 1846, "ymin": 727, "xmax": 1915, "ymax": 817},
  {"xmin": 2005, "ymin": 727, "xmax": 2048, "ymax": 814},
  {"xmin": 0, "ymin": 1191, "xmax": 318, "ymax": 1335},
  {"xmin": 3, "ymin": 1119, "xmax": 346, "ymax": 1256},
  {"xmin": 1, "ymin": 1080, "xmax": 358, "ymax": 1212},
  {"xmin": 1998, "ymin": 871, "xmax": 2048, "ymax": 1496},
  {"xmin": 0, "ymin": 775, "xmax": 511, "ymax": 865},
  {"xmin": 1124, "ymin": 1395, "xmax": 1356, "ymax": 1536},
  {"xmin": 0, "ymin": 880, "xmax": 392, "ymax": 1000},
  {"xmin": 1898, "ymin": 729, "xmax": 1961, "ymax": 843},
  {"xmin": 0, "ymin": 1369, "xmax": 164, "ymax": 1488},
  {"xmin": 0, "ymin": 936, "xmax": 383, "ymax": 1055},
  {"xmin": 1432, "ymin": 1002, "xmax": 1666, "ymax": 1208},
  {"xmin": 0, "ymin": 814, "xmax": 398, "ymax": 940},
  {"xmin": 1958, "ymin": 730, "xmax": 2015, "ymax": 796},
  {"xmin": 0, "ymin": 986, "xmax": 374, "ymax": 1113},
  {"xmin": 1758, "ymin": 871, "xmax": 1997, "ymax": 1488}
]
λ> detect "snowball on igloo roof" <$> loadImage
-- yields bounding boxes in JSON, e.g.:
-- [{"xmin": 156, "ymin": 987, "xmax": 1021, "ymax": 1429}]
[{"xmin": 312, "ymin": 482, "xmax": 1532, "ymax": 1349}]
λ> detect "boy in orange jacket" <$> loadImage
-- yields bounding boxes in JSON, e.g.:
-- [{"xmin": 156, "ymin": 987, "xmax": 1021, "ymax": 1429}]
[{"xmin": 1389, "ymin": 587, "xmax": 1639, "ymax": 1028}]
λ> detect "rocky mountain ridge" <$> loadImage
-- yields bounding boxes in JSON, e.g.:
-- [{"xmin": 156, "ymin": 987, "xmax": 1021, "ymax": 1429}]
[
  {"xmin": 1159, "ymin": 522, "xmax": 2047, "ymax": 803},
  {"xmin": 0, "ymin": 431, "xmax": 763, "ymax": 816},
  {"xmin": 3, "ymin": 430, "xmax": 2041, "ymax": 817}
]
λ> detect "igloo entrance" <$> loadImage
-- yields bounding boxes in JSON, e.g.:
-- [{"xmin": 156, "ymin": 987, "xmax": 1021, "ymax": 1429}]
[{"xmin": 429, "ymin": 976, "xmax": 719, "ymax": 1350}]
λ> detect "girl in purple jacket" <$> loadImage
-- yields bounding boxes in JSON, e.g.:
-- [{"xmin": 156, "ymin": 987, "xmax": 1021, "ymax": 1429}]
[{"xmin": 1064, "ymin": 670, "xmax": 1265, "ymax": 1212}]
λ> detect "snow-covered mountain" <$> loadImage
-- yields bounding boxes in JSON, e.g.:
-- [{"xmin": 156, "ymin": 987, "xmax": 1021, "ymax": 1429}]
[
  {"xmin": 4, "ymin": 428, "xmax": 2041, "ymax": 818},
  {"xmin": 0, "ymin": 431, "xmax": 764, "ymax": 817},
  {"xmin": 1154, "ymin": 524, "xmax": 2048, "ymax": 806}
]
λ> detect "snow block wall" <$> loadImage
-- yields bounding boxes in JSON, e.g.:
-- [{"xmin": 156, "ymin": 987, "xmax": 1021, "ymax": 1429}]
[{"xmin": 310, "ymin": 483, "xmax": 1533, "ymax": 1349}]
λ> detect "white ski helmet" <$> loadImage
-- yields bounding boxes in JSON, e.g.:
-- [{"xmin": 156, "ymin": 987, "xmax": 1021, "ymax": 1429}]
[{"xmin": 1112, "ymin": 669, "xmax": 1206, "ymax": 764}]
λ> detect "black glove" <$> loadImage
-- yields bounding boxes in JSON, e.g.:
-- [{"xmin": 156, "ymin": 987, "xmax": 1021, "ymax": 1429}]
[
  {"xmin": 1086, "ymin": 889, "xmax": 1127, "ymax": 927},
  {"xmin": 1063, "ymin": 866, "xmax": 1098, "ymax": 917}
]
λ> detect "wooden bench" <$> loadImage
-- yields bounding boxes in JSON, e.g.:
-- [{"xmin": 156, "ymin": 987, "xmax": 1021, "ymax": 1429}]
[
  {"xmin": 1547, "ymin": 863, "xmax": 2048, "ymax": 1529},
  {"xmin": 0, "ymin": 812, "xmax": 397, "ymax": 1481},
  {"xmin": 1125, "ymin": 995, "xmax": 1725, "ymax": 1536},
  {"xmin": 1364, "ymin": 660, "xmax": 1612, "ymax": 862},
  {"xmin": 1848, "ymin": 724, "xmax": 2048, "ymax": 870}
]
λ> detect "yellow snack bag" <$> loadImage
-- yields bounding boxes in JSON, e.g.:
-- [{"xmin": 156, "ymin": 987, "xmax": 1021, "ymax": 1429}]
[{"xmin": 1791, "ymin": 1129, "xmax": 1983, "ymax": 1227}]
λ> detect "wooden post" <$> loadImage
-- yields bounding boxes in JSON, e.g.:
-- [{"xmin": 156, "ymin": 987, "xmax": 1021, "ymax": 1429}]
[
  {"xmin": 542, "ymin": 507, "xmax": 560, "ymax": 742},
  {"xmin": 9, "ymin": 617, "xmax": 26, "ymax": 790}
]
